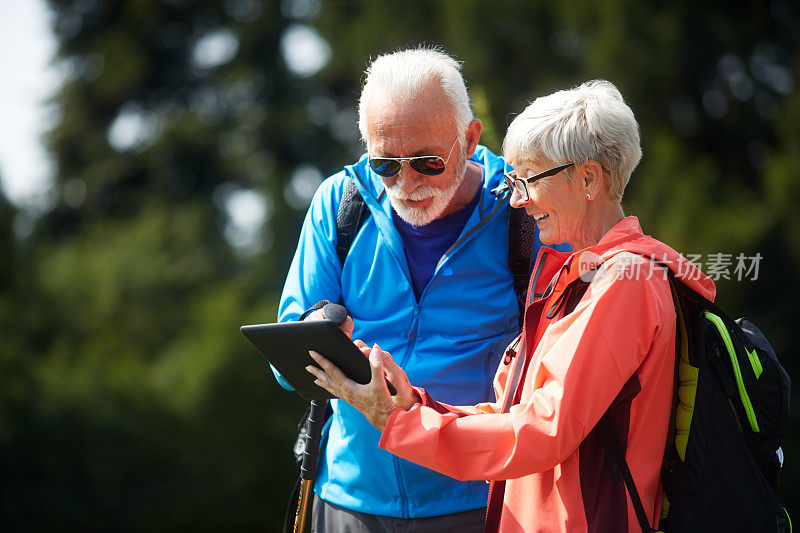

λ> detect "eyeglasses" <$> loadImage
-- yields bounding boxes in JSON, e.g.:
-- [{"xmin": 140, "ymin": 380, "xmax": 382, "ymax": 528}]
[
  {"xmin": 496, "ymin": 162, "xmax": 574, "ymax": 201},
  {"xmin": 368, "ymin": 136, "xmax": 459, "ymax": 178}
]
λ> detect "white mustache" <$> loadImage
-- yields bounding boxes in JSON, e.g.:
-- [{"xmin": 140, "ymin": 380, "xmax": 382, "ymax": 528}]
[{"xmin": 385, "ymin": 184, "xmax": 438, "ymax": 201}]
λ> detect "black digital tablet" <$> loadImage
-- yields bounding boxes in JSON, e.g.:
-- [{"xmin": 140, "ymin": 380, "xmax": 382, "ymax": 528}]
[{"xmin": 241, "ymin": 320, "xmax": 372, "ymax": 400}]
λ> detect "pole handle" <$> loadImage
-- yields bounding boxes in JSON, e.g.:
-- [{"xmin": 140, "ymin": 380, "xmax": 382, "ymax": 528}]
[
  {"xmin": 299, "ymin": 399, "xmax": 328, "ymax": 481},
  {"xmin": 293, "ymin": 399, "xmax": 328, "ymax": 532}
]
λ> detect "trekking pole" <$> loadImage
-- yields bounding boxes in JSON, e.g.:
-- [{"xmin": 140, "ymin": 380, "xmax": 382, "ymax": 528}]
[
  {"xmin": 294, "ymin": 303, "xmax": 348, "ymax": 532},
  {"xmin": 294, "ymin": 398, "xmax": 327, "ymax": 532}
]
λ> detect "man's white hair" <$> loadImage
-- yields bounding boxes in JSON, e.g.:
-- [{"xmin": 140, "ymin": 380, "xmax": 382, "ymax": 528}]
[
  {"xmin": 503, "ymin": 80, "xmax": 642, "ymax": 201},
  {"xmin": 357, "ymin": 47, "xmax": 474, "ymax": 144}
]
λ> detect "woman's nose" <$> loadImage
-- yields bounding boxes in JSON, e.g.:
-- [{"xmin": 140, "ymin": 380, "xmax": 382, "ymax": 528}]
[{"xmin": 508, "ymin": 188, "xmax": 528, "ymax": 209}]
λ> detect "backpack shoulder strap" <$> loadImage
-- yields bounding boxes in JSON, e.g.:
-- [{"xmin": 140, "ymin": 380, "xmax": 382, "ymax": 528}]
[
  {"xmin": 335, "ymin": 175, "xmax": 371, "ymax": 266},
  {"xmin": 508, "ymin": 207, "xmax": 538, "ymax": 326},
  {"xmin": 598, "ymin": 413, "xmax": 657, "ymax": 533}
]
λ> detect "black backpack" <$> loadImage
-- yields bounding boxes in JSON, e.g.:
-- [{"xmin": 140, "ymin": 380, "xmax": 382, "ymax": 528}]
[{"xmin": 589, "ymin": 258, "xmax": 792, "ymax": 533}]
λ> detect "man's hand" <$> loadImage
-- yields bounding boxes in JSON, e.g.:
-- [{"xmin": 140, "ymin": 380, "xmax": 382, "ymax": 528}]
[
  {"xmin": 305, "ymin": 307, "xmax": 355, "ymax": 338},
  {"xmin": 307, "ymin": 344, "xmax": 397, "ymax": 431}
]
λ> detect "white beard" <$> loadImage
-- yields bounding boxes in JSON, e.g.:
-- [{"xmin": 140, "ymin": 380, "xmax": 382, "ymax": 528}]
[{"xmin": 386, "ymin": 145, "xmax": 467, "ymax": 227}]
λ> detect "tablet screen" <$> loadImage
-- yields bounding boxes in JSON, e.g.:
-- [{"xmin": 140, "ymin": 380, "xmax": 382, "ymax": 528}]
[{"xmin": 241, "ymin": 320, "xmax": 371, "ymax": 400}]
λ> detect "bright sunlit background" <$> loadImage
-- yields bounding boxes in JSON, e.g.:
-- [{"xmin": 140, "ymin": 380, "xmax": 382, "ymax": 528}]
[
  {"xmin": 0, "ymin": 0, "xmax": 330, "ymax": 250},
  {"xmin": 0, "ymin": 0, "xmax": 60, "ymax": 210}
]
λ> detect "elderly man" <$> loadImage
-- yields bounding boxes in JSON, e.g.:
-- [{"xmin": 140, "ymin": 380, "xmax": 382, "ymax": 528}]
[{"xmin": 275, "ymin": 48, "xmax": 562, "ymax": 532}]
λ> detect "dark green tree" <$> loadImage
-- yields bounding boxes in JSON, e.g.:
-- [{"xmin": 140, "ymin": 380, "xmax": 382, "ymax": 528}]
[{"xmin": 1, "ymin": 0, "xmax": 320, "ymax": 530}]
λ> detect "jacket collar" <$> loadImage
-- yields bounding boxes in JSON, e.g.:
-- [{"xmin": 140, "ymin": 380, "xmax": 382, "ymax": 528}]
[
  {"xmin": 534, "ymin": 215, "xmax": 715, "ymax": 301},
  {"xmin": 530, "ymin": 216, "xmax": 645, "ymax": 298},
  {"xmin": 584, "ymin": 216, "xmax": 644, "ymax": 257}
]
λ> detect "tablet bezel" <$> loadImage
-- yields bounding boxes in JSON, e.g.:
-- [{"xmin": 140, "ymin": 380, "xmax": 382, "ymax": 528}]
[{"xmin": 241, "ymin": 320, "xmax": 371, "ymax": 400}]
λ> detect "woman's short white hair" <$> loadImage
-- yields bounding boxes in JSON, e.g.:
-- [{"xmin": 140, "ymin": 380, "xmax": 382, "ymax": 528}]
[
  {"xmin": 503, "ymin": 80, "xmax": 642, "ymax": 201},
  {"xmin": 358, "ymin": 47, "xmax": 473, "ymax": 143}
]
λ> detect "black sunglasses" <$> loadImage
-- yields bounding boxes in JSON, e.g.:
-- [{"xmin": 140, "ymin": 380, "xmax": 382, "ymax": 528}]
[
  {"xmin": 493, "ymin": 162, "xmax": 574, "ymax": 200},
  {"xmin": 368, "ymin": 137, "xmax": 459, "ymax": 178}
]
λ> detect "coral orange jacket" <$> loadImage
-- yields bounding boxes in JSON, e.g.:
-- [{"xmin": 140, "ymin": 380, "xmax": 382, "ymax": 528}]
[{"xmin": 379, "ymin": 217, "xmax": 716, "ymax": 532}]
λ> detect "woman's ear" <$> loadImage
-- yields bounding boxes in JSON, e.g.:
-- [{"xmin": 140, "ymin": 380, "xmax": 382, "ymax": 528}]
[{"xmin": 580, "ymin": 161, "xmax": 605, "ymax": 200}]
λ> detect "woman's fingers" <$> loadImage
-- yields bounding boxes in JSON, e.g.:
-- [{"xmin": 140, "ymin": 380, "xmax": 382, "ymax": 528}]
[
  {"xmin": 354, "ymin": 339, "xmax": 372, "ymax": 358},
  {"xmin": 353, "ymin": 339, "xmax": 369, "ymax": 349},
  {"xmin": 368, "ymin": 344, "xmax": 388, "ymax": 391},
  {"xmin": 376, "ymin": 348, "xmax": 402, "ymax": 383},
  {"xmin": 369, "ymin": 349, "xmax": 416, "ymax": 409}
]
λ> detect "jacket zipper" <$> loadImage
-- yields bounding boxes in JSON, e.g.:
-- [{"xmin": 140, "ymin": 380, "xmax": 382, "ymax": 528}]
[
  {"xmin": 393, "ymin": 455, "xmax": 411, "ymax": 518},
  {"xmin": 396, "ymin": 302, "xmax": 421, "ymax": 517},
  {"xmin": 379, "ymin": 177, "xmax": 506, "ymax": 518}
]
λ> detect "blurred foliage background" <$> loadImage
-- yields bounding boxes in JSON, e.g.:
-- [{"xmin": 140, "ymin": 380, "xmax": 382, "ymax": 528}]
[{"xmin": 1, "ymin": 0, "xmax": 798, "ymax": 530}]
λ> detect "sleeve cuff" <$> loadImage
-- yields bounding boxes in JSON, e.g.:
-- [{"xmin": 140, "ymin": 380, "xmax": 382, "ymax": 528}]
[
  {"xmin": 414, "ymin": 386, "xmax": 435, "ymax": 407},
  {"xmin": 378, "ymin": 407, "xmax": 404, "ymax": 449}
]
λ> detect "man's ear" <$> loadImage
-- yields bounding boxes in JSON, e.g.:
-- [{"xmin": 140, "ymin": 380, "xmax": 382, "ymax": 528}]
[
  {"xmin": 580, "ymin": 161, "xmax": 605, "ymax": 200},
  {"xmin": 464, "ymin": 118, "xmax": 482, "ymax": 158}
]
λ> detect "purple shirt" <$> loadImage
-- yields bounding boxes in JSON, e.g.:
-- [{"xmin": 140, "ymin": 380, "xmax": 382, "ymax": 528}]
[{"xmin": 392, "ymin": 184, "xmax": 482, "ymax": 300}]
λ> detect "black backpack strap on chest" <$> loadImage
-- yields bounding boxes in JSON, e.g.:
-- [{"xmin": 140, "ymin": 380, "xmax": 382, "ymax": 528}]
[
  {"xmin": 508, "ymin": 207, "xmax": 538, "ymax": 326},
  {"xmin": 335, "ymin": 175, "xmax": 371, "ymax": 267}
]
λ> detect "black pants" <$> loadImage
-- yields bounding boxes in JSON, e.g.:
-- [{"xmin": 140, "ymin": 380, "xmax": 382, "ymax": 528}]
[{"xmin": 312, "ymin": 494, "xmax": 486, "ymax": 533}]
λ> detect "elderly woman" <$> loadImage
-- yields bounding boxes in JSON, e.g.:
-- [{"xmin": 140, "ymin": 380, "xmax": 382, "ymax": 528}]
[{"xmin": 307, "ymin": 80, "xmax": 716, "ymax": 533}]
